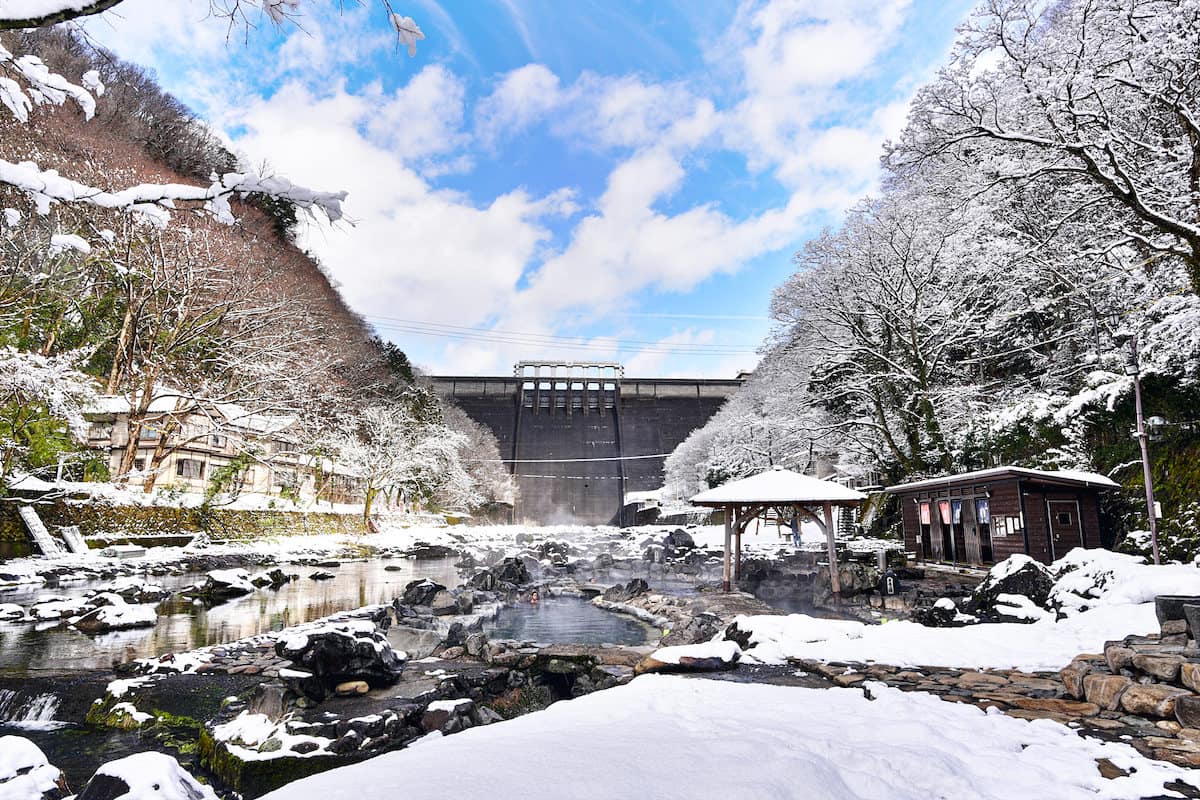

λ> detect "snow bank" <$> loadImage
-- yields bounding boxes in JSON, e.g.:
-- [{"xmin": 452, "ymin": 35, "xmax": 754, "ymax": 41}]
[
  {"xmin": 260, "ymin": 676, "xmax": 1188, "ymax": 800},
  {"xmin": 1049, "ymin": 548, "xmax": 1200, "ymax": 612},
  {"xmin": 736, "ymin": 604, "xmax": 1157, "ymax": 671}
]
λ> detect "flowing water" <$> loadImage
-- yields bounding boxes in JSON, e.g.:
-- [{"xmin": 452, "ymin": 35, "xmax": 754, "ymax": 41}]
[{"xmin": 0, "ymin": 688, "xmax": 62, "ymax": 726}]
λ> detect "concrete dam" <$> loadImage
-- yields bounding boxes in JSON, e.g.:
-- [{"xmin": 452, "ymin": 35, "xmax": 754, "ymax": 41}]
[{"xmin": 430, "ymin": 362, "xmax": 743, "ymax": 525}]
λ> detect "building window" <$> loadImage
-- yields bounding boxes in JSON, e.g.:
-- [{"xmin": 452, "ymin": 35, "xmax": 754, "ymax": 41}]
[
  {"xmin": 210, "ymin": 434, "xmax": 227, "ymax": 449},
  {"xmin": 242, "ymin": 468, "xmax": 255, "ymax": 486},
  {"xmin": 176, "ymin": 459, "xmax": 204, "ymax": 479},
  {"xmin": 133, "ymin": 459, "xmax": 144, "ymax": 471},
  {"xmin": 1056, "ymin": 511, "xmax": 1073, "ymax": 526},
  {"xmin": 88, "ymin": 422, "xmax": 111, "ymax": 440},
  {"xmin": 139, "ymin": 426, "xmax": 159, "ymax": 441}
]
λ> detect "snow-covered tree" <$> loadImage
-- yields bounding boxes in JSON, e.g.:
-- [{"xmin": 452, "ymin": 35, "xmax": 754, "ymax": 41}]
[{"xmin": 0, "ymin": 346, "xmax": 93, "ymax": 483}]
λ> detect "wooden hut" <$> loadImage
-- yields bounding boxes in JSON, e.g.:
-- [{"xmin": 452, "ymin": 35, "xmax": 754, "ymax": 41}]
[{"xmin": 886, "ymin": 467, "xmax": 1119, "ymax": 566}]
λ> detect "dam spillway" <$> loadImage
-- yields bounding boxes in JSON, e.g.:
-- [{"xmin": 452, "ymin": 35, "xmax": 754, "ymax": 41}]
[{"xmin": 429, "ymin": 362, "xmax": 743, "ymax": 525}]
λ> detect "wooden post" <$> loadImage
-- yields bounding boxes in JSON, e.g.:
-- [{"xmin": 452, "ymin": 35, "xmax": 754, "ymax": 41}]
[
  {"xmin": 823, "ymin": 501, "xmax": 841, "ymax": 604},
  {"xmin": 723, "ymin": 506, "xmax": 733, "ymax": 592},
  {"xmin": 734, "ymin": 518, "xmax": 743, "ymax": 582}
]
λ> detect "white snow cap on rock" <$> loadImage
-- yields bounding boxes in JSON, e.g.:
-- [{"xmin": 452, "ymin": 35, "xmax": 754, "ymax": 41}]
[
  {"xmin": 87, "ymin": 752, "xmax": 216, "ymax": 800},
  {"xmin": 0, "ymin": 735, "xmax": 63, "ymax": 800}
]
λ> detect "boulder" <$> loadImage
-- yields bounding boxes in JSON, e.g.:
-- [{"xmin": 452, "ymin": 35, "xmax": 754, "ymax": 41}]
[
  {"xmin": 76, "ymin": 752, "xmax": 214, "ymax": 800},
  {"xmin": 0, "ymin": 603, "xmax": 24, "ymax": 622},
  {"xmin": 911, "ymin": 598, "xmax": 967, "ymax": 628},
  {"xmin": 1009, "ymin": 697, "xmax": 1100, "ymax": 717},
  {"xmin": 660, "ymin": 613, "xmax": 723, "ymax": 647},
  {"xmin": 72, "ymin": 604, "xmax": 157, "ymax": 634},
  {"xmin": 1176, "ymin": 695, "xmax": 1200, "ymax": 729},
  {"xmin": 250, "ymin": 569, "xmax": 297, "ymax": 588},
  {"xmin": 1105, "ymin": 644, "xmax": 1136, "ymax": 673},
  {"xmin": 968, "ymin": 555, "xmax": 1053, "ymax": 617},
  {"xmin": 634, "ymin": 641, "xmax": 741, "ymax": 675},
  {"xmin": 386, "ymin": 625, "xmax": 443, "ymax": 659},
  {"xmin": 464, "ymin": 632, "xmax": 488, "ymax": 658},
  {"xmin": 1059, "ymin": 660, "xmax": 1093, "ymax": 699},
  {"xmin": 308, "ymin": 571, "xmax": 336, "ymax": 581},
  {"xmin": 402, "ymin": 579, "xmax": 446, "ymax": 607},
  {"xmin": 193, "ymin": 569, "xmax": 255, "ymax": 601},
  {"xmin": 469, "ymin": 571, "xmax": 497, "ymax": 591},
  {"xmin": 430, "ymin": 591, "xmax": 459, "ymax": 616},
  {"xmin": 101, "ymin": 577, "xmax": 170, "ymax": 604},
  {"xmin": 492, "ymin": 557, "xmax": 531, "ymax": 586},
  {"xmin": 1155, "ymin": 595, "xmax": 1200, "ymax": 626},
  {"xmin": 1132, "ymin": 654, "xmax": 1185, "ymax": 682},
  {"xmin": 334, "ymin": 680, "xmax": 369, "ymax": 696},
  {"xmin": 813, "ymin": 562, "xmax": 882, "ymax": 605},
  {"xmin": 663, "ymin": 528, "xmax": 695, "ymax": 553},
  {"xmin": 1120, "ymin": 684, "xmax": 1193, "ymax": 718},
  {"xmin": 275, "ymin": 622, "xmax": 406, "ymax": 698},
  {"xmin": 421, "ymin": 699, "xmax": 474, "ymax": 733},
  {"xmin": 1082, "ymin": 674, "xmax": 1132, "ymax": 711},
  {"xmin": 1181, "ymin": 662, "xmax": 1200, "ymax": 693},
  {"xmin": 602, "ymin": 578, "xmax": 649, "ymax": 603},
  {"xmin": 0, "ymin": 736, "xmax": 69, "ymax": 800}
]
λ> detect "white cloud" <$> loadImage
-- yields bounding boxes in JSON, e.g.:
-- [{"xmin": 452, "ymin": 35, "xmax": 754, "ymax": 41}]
[
  {"xmin": 475, "ymin": 64, "xmax": 562, "ymax": 146},
  {"xmin": 365, "ymin": 65, "xmax": 471, "ymax": 172}
]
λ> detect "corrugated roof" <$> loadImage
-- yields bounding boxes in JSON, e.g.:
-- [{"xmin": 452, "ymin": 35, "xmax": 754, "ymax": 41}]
[
  {"xmin": 691, "ymin": 467, "xmax": 868, "ymax": 505},
  {"xmin": 885, "ymin": 466, "xmax": 1120, "ymax": 493}
]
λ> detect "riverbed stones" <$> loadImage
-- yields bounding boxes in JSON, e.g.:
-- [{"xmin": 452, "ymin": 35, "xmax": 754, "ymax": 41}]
[
  {"xmin": 1083, "ymin": 674, "xmax": 1132, "ymax": 711},
  {"xmin": 1120, "ymin": 685, "xmax": 1192, "ymax": 718}
]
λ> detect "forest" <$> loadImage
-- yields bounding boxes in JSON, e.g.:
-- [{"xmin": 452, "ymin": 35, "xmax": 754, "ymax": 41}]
[
  {"xmin": 0, "ymin": 27, "xmax": 513, "ymax": 518},
  {"xmin": 666, "ymin": 0, "xmax": 1200, "ymax": 558}
]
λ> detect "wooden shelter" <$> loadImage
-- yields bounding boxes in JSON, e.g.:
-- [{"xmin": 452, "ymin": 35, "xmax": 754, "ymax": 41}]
[
  {"xmin": 691, "ymin": 467, "xmax": 868, "ymax": 599},
  {"xmin": 886, "ymin": 467, "xmax": 1119, "ymax": 566}
]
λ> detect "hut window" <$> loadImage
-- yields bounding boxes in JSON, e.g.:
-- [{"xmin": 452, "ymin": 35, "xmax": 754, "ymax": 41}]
[{"xmin": 1056, "ymin": 511, "xmax": 1072, "ymax": 526}]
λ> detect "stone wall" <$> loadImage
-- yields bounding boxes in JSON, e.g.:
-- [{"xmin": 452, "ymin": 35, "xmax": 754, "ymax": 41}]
[{"xmin": 0, "ymin": 499, "xmax": 378, "ymax": 550}]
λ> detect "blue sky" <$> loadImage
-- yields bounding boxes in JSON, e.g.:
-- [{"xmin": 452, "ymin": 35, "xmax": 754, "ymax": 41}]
[{"xmin": 84, "ymin": 0, "xmax": 975, "ymax": 377}]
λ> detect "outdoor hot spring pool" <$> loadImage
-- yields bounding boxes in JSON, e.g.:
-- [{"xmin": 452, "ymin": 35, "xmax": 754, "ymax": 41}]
[{"xmin": 485, "ymin": 595, "xmax": 653, "ymax": 646}]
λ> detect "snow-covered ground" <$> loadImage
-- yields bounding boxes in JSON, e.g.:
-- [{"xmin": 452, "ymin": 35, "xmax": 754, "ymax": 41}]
[
  {"xmin": 732, "ymin": 549, "xmax": 1200, "ymax": 671},
  {"xmin": 261, "ymin": 675, "xmax": 1189, "ymax": 800}
]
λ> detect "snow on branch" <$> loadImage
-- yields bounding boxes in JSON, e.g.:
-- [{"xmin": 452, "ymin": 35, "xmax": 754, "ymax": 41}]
[
  {"xmin": 0, "ymin": 0, "xmax": 124, "ymax": 30},
  {"xmin": 0, "ymin": 42, "xmax": 98, "ymax": 121},
  {"xmin": 0, "ymin": 159, "xmax": 347, "ymax": 224}
]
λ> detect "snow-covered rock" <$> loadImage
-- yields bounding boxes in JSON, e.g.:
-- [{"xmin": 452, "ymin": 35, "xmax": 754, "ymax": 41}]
[
  {"xmin": 635, "ymin": 640, "xmax": 741, "ymax": 674},
  {"xmin": 75, "ymin": 752, "xmax": 215, "ymax": 800},
  {"xmin": 0, "ymin": 603, "xmax": 27, "ymax": 622},
  {"xmin": 0, "ymin": 736, "xmax": 67, "ymax": 800},
  {"xmin": 275, "ymin": 621, "xmax": 405, "ymax": 699},
  {"xmin": 72, "ymin": 603, "xmax": 158, "ymax": 634},
  {"xmin": 190, "ymin": 569, "xmax": 255, "ymax": 601},
  {"xmin": 1049, "ymin": 548, "xmax": 1200, "ymax": 614},
  {"xmin": 968, "ymin": 554, "xmax": 1053, "ymax": 620}
]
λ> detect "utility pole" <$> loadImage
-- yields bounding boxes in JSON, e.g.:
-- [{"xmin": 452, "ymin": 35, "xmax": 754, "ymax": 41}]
[{"xmin": 1127, "ymin": 334, "xmax": 1161, "ymax": 565}]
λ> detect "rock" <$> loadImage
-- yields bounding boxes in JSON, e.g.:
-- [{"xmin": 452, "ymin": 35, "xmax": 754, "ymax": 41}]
[
  {"xmin": 1059, "ymin": 660, "xmax": 1093, "ymax": 699},
  {"xmin": 72, "ymin": 604, "xmax": 157, "ymax": 634},
  {"xmin": 421, "ymin": 699, "xmax": 474, "ymax": 733},
  {"xmin": 1176, "ymin": 696, "xmax": 1200, "ymax": 728},
  {"xmin": 455, "ymin": 593, "xmax": 474, "ymax": 615},
  {"xmin": 663, "ymin": 528, "xmax": 696, "ymax": 553},
  {"xmin": 968, "ymin": 555, "xmax": 1053, "ymax": 617},
  {"xmin": 465, "ymin": 632, "xmax": 488, "ymax": 658},
  {"xmin": 291, "ymin": 741, "xmax": 320, "ymax": 755},
  {"xmin": 1155, "ymin": 595, "xmax": 1200, "ymax": 626},
  {"xmin": 1083, "ymin": 674, "xmax": 1132, "ymax": 711},
  {"xmin": 1095, "ymin": 759, "xmax": 1130, "ymax": 779},
  {"xmin": 329, "ymin": 731, "xmax": 361, "ymax": 755},
  {"xmin": 593, "ymin": 553, "xmax": 614, "ymax": 570},
  {"xmin": 0, "ymin": 736, "xmax": 68, "ymax": 800},
  {"xmin": 1009, "ymin": 697, "xmax": 1101, "ymax": 717},
  {"xmin": 249, "ymin": 682, "xmax": 289, "ymax": 720},
  {"xmin": 77, "ymin": 752, "xmax": 212, "ymax": 800},
  {"xmin": 470, "ymin": 571, "xmax": 497, "ymax": 591},
  {"xmin": 402, "ymin": 579, "xmax": 446, "ymax": 607},
  {"xmin": 443, "ymin": 622, "xmax": 467, "ymax": 648},
  {"xmin": 1104, "ymin": 645, "xmax": 1136, "ymax": 674},
  {"xmin": 1120, "ymin": 684, "xmax": 1193, "ymax": 718},
  {"xmin": 601, "ymin": 578, "xmax": 649, "ymax": 603},
  {"xmin": 193, "ymin": 569, "xmax": 255, "ymax": 601},
  {"xmin": 250, "ymin": 569, "xmax": 296, "ymax": 588},
  {"xmin": 1132, "ymin": 653, "xmax": 1186, "ymax": 682},
  {"xmin": 431, "ymin": 591, "xmax": 458, "ymax": 616},
  {"xmin": 386, "ymin": 625, "xmax": 442, "ymax": 660},
  {"xmin": 275, "ymin": 622, "xmax": 406, "ymax": 698},
  {"xmin": 308, "ymin": 571, "xmax": 336, "ymax": 581},
  {"xmin": 441, "ymin": 646, "xmax": 465, "ymax": 660},
  {"xmin": 661, "ymin": 613, "xmax": 723, "ymax": 647},
  {"xmin": 1181, "ymin": 663, "xmax": 1200, "ymax": 693},
  {"xmin": 814, "ymin": 562, "xmax": 882, "ymax": 605},
  {"xmin": 492, "ymin": 557, "xmax": 531, "ymax": 586},
  {"xmin": 911, "ymin": 598, "xmax": 964, "ymax": 628},
  {"xmin": 334, "ymin": 680, "xmax": 369, "ymax": 696},
  {"xmin": 634, "ymin": 641, "xmax": 740, "ymax": 675}
]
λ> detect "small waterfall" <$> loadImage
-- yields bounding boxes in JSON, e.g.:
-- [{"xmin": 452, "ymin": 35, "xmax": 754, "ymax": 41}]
[{"xmin": 0, "ymin": 688, "xmax": 62, "ymax": 726}]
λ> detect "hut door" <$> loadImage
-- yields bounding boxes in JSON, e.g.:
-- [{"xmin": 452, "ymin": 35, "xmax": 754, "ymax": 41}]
[
  {"xmin": 1047, "ymin": 500, "xmax": 1083, "ymax": 560},
  {"xmin": 957, "ymin": 500, "xmax": 982, "ymax": 564}
]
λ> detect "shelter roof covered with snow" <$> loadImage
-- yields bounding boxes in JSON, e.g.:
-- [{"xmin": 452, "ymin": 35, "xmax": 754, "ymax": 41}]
[
  {"xmin": 691, "ymin": 467, "xmax": 868, "ymax": 506},
  {"xmin": 885, "ymin": 466, "xmax": 1119, "ymax": 493}
]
